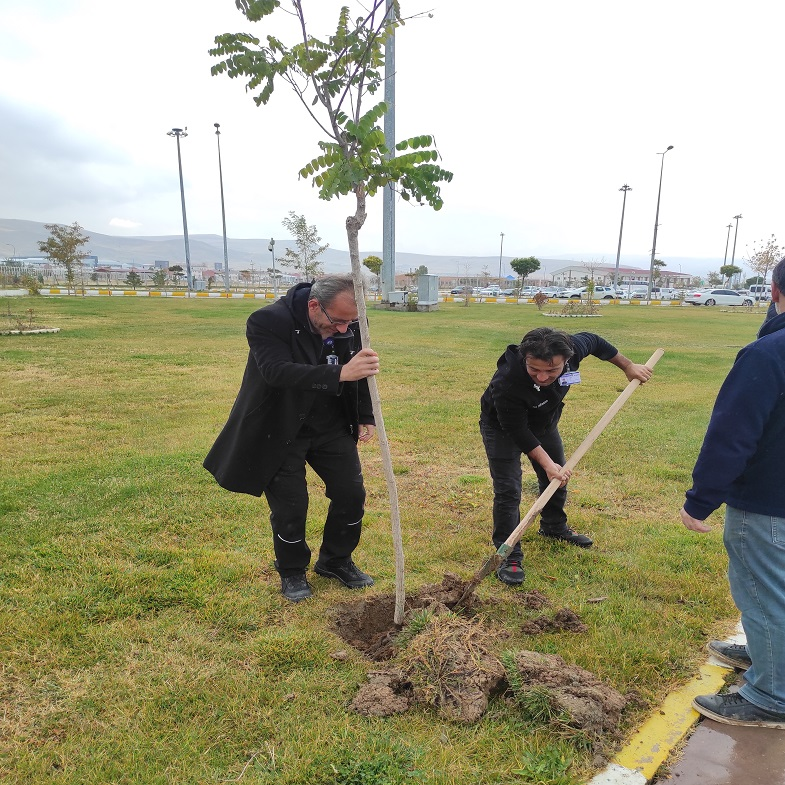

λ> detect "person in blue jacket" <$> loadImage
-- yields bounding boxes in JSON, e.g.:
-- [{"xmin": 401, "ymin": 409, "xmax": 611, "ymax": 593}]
[
  {"xmin": 480, "ymin": 327, "xmax": 652, "ymax": 585},
  {"xmin": 681, "ymin": 257, "xmax": 785, "ymax": 728}
]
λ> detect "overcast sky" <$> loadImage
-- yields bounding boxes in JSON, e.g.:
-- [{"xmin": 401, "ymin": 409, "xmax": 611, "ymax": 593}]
[{"xmin": 1, "ymin": 0, "xmax": 782, "ymax": 275}]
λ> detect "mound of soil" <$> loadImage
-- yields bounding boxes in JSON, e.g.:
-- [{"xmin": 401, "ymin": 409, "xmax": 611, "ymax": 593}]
[
  {"xmin": 511, "ymin": 650, "xmax": 626, "ymax": 737},
  {"xmin": 350, "ymin": 616, "xmax": 505, "ymax": 723},
  {"xmin": 350, "ymin": 669, "xmax": 413, "ymax": 717},
  {"xmin": 521, "ymin": 607, "xmax": 588, "ymax": 634},
  {"xmin": 515, "ymin": 589, "xmax": 551, "ymax": 609},
  {"xmin": 329, "ymin": 573, "xmax": 481, "ymax": 660}
]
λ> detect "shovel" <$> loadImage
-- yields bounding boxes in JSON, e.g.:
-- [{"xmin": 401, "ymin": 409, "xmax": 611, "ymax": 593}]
[{"xmin": 455, "ymin": 348, "xmax": 664, "ymax": 607}]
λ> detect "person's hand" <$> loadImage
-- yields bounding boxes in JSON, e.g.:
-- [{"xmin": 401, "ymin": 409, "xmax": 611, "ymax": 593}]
[
  {"xmin": 680, "ymin": 506, "xmax": 713, "ymax": 533},
  {"xmin": 545, "ymin": 463, "xmax": 571, "ymax": 487},
  {"xmin": 340, "ymin": 348, "xmax": 380, "ymax": 381},
  {"xmin": 625, "ymin": 363, "xmax": 653, "ymax": 384},
  {"xmin": 358, "ymin": 424, "xmax": 375, "ymax": 443}
]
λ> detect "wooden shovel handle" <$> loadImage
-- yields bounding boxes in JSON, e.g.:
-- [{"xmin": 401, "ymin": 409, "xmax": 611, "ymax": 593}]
[{"xmin": 498, "ymin": 348, "xmax": 664, "ymax": 555}]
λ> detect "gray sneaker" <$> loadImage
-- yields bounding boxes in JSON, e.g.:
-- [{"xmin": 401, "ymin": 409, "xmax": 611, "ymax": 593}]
[
  {"xmin": 693, "ymin": 692, "xmax": 785, "ymax": 728},
  {"xmin": 707, "ymin": 640, "xmax": 751, "ymax": 670},
  {"xmin": 496, "ymin": 557, "xmax": 525, "ymax": 585}
]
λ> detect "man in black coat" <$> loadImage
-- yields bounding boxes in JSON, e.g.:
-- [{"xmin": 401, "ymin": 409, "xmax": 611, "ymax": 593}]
[{"xmin": 204, "ymin": 274, "xmax": 380, "ymax": 602}]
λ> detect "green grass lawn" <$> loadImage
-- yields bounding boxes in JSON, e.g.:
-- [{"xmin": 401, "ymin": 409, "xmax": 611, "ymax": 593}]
[{"xmin": 0, "ymin": 297, "xmax": 765, "ymax": 784}]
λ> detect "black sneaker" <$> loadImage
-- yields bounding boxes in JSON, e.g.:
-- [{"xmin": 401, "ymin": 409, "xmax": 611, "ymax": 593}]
[
  {"xmin": 496, "ymin": 557, "xmax": 525, "ymax": 585},
  {"xmin": 707, "ymin": 640, "xmax": 751, "ymax": 670},
  {"xmin": 314, "ymin": 560, "xmax": 374, "ymax": 589},
  {"xmin": 539, "ymin": 526, "xmax": 593, "ymax": 548},
  {"xmin": 280, "ymin": 572, "xmax": 312, "ymax": 602},
  {"xmin": 693, "ymin": 692, "xmax": 785, "ymax": 728}
]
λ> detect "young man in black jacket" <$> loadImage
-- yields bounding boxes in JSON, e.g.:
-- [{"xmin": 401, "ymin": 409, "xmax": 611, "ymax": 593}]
[
  {"xmin": 204, "ymin": 275, "xmax": 379, "ymax": 602},
  {"xmin": 480, "ymin": 327, "xmax": 652, "ymax": 585}
]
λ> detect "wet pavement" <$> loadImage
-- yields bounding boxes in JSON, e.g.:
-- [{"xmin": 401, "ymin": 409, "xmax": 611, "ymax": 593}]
[{"xmin": 655, "ymin": 715, "xmax": 785, "ymax": 784}]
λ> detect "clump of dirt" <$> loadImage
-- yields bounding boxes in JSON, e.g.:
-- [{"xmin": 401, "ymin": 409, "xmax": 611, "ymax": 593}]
[
  {"xmin": 329, "ymin": 573, "xmax": 481, "ymax": 660},
  {"xmin": 510, "ymin": 650, "xmax": 626, "ymax": 738},
  {"xmin": 521, "ymin": 607, "xmax": 588, "ymax": 634},
  {"xmin": 350, "ymin": 669, "xmax": 413, "ymax": 717},
  {"xmin": 350, "ymin": 615, "xmax": 505, "ymax": 723},
  {"xmin": 515, "ymin": 589, "xmax": 551, "ymax": 609}
]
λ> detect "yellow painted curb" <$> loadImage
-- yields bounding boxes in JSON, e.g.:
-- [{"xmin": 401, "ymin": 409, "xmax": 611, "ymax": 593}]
[{"xmin": 612, "ymin": 663, "xmax": 729, "ymax": 781}]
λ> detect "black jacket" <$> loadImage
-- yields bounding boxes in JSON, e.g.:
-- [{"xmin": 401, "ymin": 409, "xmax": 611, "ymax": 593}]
[
  {"xmin": 204, "ymin": 283, "xmax": 374, "ymax": 496},
  {"xmin": 480, "ymin": 332, "xmax": 618, "ymax": 453}
]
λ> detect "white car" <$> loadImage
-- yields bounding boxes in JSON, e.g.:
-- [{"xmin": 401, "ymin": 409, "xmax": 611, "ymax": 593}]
[
  {"xmin": 478, "ymin": 286, "xmax": 500, "ymax": 296},
  {"xmin": 563, "ymin": 285, "xmax": 618, "ymax": 299},
  {"xmin": 686, "ymin": 289, "xmax": 754, "ymax": 306}
]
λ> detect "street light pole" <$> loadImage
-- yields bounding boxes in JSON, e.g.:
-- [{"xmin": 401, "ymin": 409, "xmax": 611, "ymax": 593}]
[
  {"xmin": 167, "ymin": 127, "xmax": 192, "ymax": 293},
  {"xmin": 214, "ymin": 123, "xmax": 230, "ymax": 294},
  {"xmin": 614, "ymin": 185, "xmax": 632, "ymax": 289},
  {"xmin": 730, "ymin": 214, "xmax": 742, "ymax": 266},
  {"xmin": 647, "ymin": 146, "xmax": 674, "ymax": 300},
  {"xmin": 723, "ymin": 222, "xmax": 733, "ymax": 264},
  {"xmin": 268, "ymin": 238, "xmax": 278, "ymax": 297},
  {"xmin": 498, "ymin": 232, "xmax": 505, "ymax": 284}
]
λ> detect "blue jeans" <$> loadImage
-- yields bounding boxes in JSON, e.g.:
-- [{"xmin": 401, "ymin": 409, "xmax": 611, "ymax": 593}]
[
  {"xmin": 480, "ymin": 420, "xmax": 568, "ymax": 561},
  {"xmin": 724, "ymin": 506, "xmax": 785, "ymax": 714}
]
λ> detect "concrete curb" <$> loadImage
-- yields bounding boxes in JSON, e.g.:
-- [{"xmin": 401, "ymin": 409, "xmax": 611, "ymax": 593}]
[{"xmin": 588, "ymin": 625, "xmax": 745, "ymax": 784}]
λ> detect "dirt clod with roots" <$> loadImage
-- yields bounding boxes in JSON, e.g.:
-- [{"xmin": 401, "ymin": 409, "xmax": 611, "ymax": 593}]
[
  {"xmin": 511, "ymin": 650, "xmax": 627, "ymax": 739},
  {"xmin": 351, "ymin": 614, "xmax": 505, "ymax": 723}
]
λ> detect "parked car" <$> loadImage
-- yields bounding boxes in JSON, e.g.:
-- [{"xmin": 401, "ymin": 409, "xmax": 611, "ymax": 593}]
[
  {"xmin": 478, "ymin": 286, "xmax": 501, "ymax": 296},
  {"xmin": 749, "ymin": 284, "xmax": 771, "ymax": 301},
  {"xmin": 499, "ymin": 288, "xmax": 516, "ymax": 297},
  {"xmin": 563, "ymin": 285, "xmax": 618, "ymax": 299},
  {"xmin": 450, "ymin": 285, "xmax": 471, "ymax": 295},
  {"xmin": 686, "ymin": 289, "xmax": 754, "ymax": 306}
]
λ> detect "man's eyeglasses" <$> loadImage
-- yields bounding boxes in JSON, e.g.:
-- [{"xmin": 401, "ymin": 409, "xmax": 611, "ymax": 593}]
[{"xmin": 319, "ymin": 302, "xmax": 355, "ymax": 327}]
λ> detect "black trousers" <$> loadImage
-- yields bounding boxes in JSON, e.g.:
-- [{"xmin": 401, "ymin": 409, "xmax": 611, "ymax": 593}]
[
  {"xmin": 480, "ymin": 420, "xmax": 568, "ymax": 560},
  {"xmin": 264, "ymin": 429, "xmax": 366, "ymax": 576}
]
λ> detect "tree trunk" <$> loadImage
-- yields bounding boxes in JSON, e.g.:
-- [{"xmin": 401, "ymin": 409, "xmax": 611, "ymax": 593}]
[{"xmin": 346, "ymin": 185, "xmax": 406, "ymax": 626}]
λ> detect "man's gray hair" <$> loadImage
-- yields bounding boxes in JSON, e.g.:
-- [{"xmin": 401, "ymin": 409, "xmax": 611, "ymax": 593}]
[
  {"xmin": 309, "ymin": 274, "xmax": 356, "ymax": 306},
  {"xmin": 771, "ymin": 257, "xmax": 785, "ymax": 293}
]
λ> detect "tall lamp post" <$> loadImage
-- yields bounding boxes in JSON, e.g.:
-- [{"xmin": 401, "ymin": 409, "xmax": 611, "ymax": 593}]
[
  {"xmin": 613, "ymin": 184, "xmax": 632, "ymax": 289},
  {"xmin": 268, "ymin": 238, "xmax": 278, "ymax": 298},
  {"xmin": 214, "ymin": 123, "xmax": 230, "ymax": 293},
  {"xmin": 730, "ymin": 213, "xmax": 743, "ymax": 266},
  {"xmin": 167, "ymin": 127, "xmax": 192, "ymax": 292},
  {"xmin": 723, "ymin": 222, "xmax": 733, "ymax": 264},
  {"xmin": 498, "ymin": 232, "xmax": 505, "ymax": 284},
  {"xmin": 647, "ymin": 146, "xmax": 674, "ymax": 299}
]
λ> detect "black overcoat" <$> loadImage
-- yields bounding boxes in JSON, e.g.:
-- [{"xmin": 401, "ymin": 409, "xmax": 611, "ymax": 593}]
[{"xmin": 203, "ymin": 283, "xmax": 374, "ymax": 496}]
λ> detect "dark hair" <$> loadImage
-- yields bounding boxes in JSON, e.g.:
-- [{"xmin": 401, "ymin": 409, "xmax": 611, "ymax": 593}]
[
  {"xmin": 771, "ymin": 257, "xmax": 785, "ymax": 294},
  {"xmin": 518, "ymin": 327, "xmax": 575, "ymax": 363},
  {"xmin": 309, "ymin": 273, "xmax": 356, "ymax": 306}
]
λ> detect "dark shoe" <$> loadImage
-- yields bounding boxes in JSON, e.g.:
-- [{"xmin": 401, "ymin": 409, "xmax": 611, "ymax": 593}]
[
  {"xmin": 280, "ymin": 572, "xmax": 312, "ymax": 602},
  {"xmin": 314, "ymin": 560, "xmax": 374, "ymax": 589},
  {"xmin": 496, "ymin": 557, "xmax": 525, "ymax": 585},
  {"xmin": 708, "ymin": 640, "xmax": 751, "ymax": 670},
  {"xmin": 539, "ymin": 526, "xmax": 593, "ymax": 548},
  {"xmin": 693, "ymin": 692, "xmax": 785, "ymax": 728}
]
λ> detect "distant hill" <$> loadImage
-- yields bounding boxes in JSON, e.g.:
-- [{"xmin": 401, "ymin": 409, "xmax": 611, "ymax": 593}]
[{"xmin": 0, "ymin": 217, "xmax": 715, "ymax": 277}]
